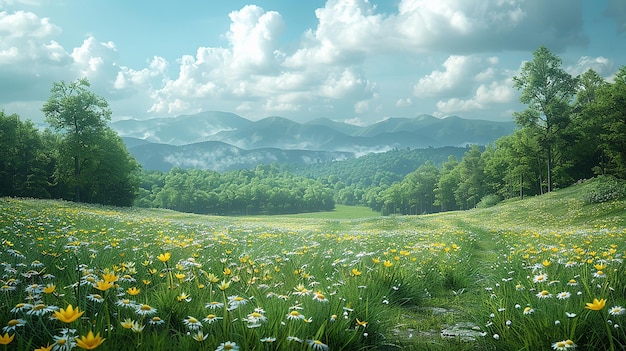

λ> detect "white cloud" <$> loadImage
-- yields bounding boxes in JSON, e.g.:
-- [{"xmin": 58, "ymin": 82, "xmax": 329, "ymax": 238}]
[
  {"xmin": 318, "ymin": 68, "xmax": 374, "ymax": 99},
  {"xmin": 436, "ymin": 79, "xmax": 515, "ymax": 114},
  {"xmin": 227, "ymin": 5, "xmax": 284, "ymax": 73},
  {"xmin": 344, "ymin": 117, "xmax": 367, "ymax": 126},
  {"xmin": 114, "ymin": 56, "xmax": 168, "ymax": 90},
  {"xmin": 0, "ymin": 10, "xmax": 66, "ymax": 66},
  {"xmin": 395, "ymin": 98, "xmax": 412, "ymax": 107},
  {"xmin": 393, "ymin": 0, "xmax": 586, "ymax": 52},
  {"xmin": 284, "ymin": 0, "xmax": 383, "ymax": 68},
  {"xmin": 0, "ymin": 10, "xmax": 72, "ymax": 103},
  {"xmin": 413, "ymin": 55, "xmax": 484, "ymax": 97},
  {"xmin": 566, "ymin": 56, "xmax": 613, "ymax": 77},
  {"xmin": 0, "ymin": 1, "xmax": 604, "ymax": 124},
  {"xmin": 71, "ymin": 36, "xmax": 118, "ymax": 77},
  {"xmin": 145, "ymin": 4, "xmax": 382, "ymax": 119},
  {"xmin": 147, "ymin": 5, "xmax": 286, "ymax": 115},
  {"xmin": 0, "ymin": 10, "xmax": 58, "ymax": 39},
  {"xmin": 413, "ymin": 55, "xmax": 508, "ymax": 102},
  {"xmin": 436, "ymin": 98, "xmax": 482, "ymax": 114}
]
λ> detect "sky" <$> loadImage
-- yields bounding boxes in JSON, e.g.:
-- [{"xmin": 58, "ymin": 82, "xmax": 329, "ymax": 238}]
[{"xmin": 1, "ymin": 0, "xmax": 625, "ymax": 126}]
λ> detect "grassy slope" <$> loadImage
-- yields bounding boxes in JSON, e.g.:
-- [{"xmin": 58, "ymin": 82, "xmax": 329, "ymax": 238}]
[
  {"xmin": 458, "ymin": 180, "xmax": 626, "ymax": 230},
  {"xmin": 400, "ymin": 179, "xmax": 626, "ymax": 349}
]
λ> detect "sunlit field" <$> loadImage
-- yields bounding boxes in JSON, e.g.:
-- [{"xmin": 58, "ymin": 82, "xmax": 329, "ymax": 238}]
[{"xmin": 1, "ymin": 179, "xmax": 625, "ymax": 350}]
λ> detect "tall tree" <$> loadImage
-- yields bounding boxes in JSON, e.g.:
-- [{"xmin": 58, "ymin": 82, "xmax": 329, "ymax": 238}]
[
  {"xmin": 584, "ymin": 66, "xmax": 626, "ymax": 176},
  {"xmin": 42, "ymin": 78, "xmax": 111, "ymax": 202},
  {"xmin": 85, "ymin": 129, "xmax": 140, "ymax": 206},
  {"xmin": 434, "ymin": 155, "xmax": 460, "ymax": 212},
  {"xmin": 0, "ymin": 112, "xmax": 52, "ymax": 197},
  {"xmin": 513, "ymin": 46, "xmax": 578, "ymax": 192},
  {"xmin": 567, "ymin": 69, "xmax": 608, "ymax": 180},
  {"xmin": 454, "ymin": 145, "xmax": 486, "ymax": 209}
]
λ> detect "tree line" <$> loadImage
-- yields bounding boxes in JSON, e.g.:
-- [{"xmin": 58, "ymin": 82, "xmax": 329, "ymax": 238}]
[
  {"xmin": 366, "ymin": 47, "xmax": 626, "ymax": 215},
  {"xmin": 136, "ymin": 165, "xmax": 335, "ymax": 215}
]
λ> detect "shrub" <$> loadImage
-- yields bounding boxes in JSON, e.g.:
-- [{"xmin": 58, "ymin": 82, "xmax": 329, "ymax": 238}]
[
  {"xmin": 581, "ymin": 176, "xmax": 626, "ymax": 204},
  {"xmin": 476, "ymin": 194, "xmax": 501, "ymax": 208}
]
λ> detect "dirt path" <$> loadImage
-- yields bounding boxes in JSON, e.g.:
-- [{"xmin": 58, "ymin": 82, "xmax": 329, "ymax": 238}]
[{"xmin": 388, "ymin": 218, "xmax": 504, "ymax": 350}]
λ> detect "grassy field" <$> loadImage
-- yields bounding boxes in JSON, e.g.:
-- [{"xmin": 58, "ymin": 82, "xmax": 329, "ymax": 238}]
[{"xmin": 1, "ymin": 178, "xmax": 625, "ymax": 350}]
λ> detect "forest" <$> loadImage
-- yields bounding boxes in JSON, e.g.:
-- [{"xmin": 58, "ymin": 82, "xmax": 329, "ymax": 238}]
[{"xmin": 1, "ymin": 46, "xmax": 625, "ymax": 215}]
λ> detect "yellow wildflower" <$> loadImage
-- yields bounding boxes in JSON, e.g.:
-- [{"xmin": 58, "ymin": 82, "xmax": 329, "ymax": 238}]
[
  {"xmin": 43, "ymin": 283, "xmax": 56, "ymax": 294},
  {"xmin": 101, "ymin": 272, "xmax": 119, "ymax": 283},
  {"xmin": 0, "ymin": 332, "xmax": 14, "ymax": 345},
  {"xmin": 585, "ymin": 298, "xmax": 606, "ymax": 311},
  {"xmin": 157, "ymin": 252, "xmax": 171, "ymax": 263},
  {"xmin": 218, "ymin": 280, "xmax": 230, "ymax": 291},
  {"xmin": 34, "ymin": 343, "xmax": 53, "ymax": 351},
  {"xmin": 94, "ymin": 280, "xmax": 114, "ymax": 291},
  {"xmin": 53, "ymin": 304, "xmax": 84, "ymax": 323},
  {"xmin": 75, "ymin": 330, "xmax": 105, "ymax": 350}
]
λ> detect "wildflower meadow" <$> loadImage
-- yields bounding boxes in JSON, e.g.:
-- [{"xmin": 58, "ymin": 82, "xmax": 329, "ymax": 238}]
[{"xmin": 1, "ymin": 179, "xmax": 625, "ymax": 350}]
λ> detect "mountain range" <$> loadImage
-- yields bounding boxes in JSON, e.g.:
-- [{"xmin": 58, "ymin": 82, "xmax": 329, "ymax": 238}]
[{"xmin": 111, "ymin": 111, "xmax": 516, "ymax": 172}]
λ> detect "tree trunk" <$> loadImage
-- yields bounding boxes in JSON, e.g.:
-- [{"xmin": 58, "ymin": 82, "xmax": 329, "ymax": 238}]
[
  {"xmin": 546, "ymin": 144, "xmax": 552, "ymax": 192},
  {"xmin": 74, "ymin": 155, "xmax": 80, "ymax": 202}
]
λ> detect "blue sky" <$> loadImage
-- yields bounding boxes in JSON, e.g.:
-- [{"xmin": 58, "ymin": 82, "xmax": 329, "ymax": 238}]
[{"xmin": 1, "ymin": 0, "xmax": 624, "ymax": 125}]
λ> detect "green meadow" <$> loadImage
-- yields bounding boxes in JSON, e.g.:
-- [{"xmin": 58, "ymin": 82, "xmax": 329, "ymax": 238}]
[{"xmin": 1, "ymin": 178, "xmax": 625, "ymax": 350}]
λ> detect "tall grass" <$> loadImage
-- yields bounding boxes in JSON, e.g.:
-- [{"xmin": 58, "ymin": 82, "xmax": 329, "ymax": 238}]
[{"xmin": 0, "ymin": 198, "xmax": 469, "ymax": 350}]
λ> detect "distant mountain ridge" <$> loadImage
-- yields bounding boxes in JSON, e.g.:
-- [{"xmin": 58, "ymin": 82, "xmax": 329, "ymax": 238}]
[
  {"xmin": 111, "ymin": 111, "xmax": 516, "ymax": 171},
  {"xmin": 124, "ymin": 138, "xmax": 353, "ymax": 172}
]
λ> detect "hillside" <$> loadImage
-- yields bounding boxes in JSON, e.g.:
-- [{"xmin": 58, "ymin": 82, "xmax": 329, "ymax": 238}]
[
  {"xmin": 456, "ymin": 177, "xmax": 626, "ymax": 229},
  {"xmin": 282, "ymin": 146, "xmax": 469, "ymax": 186}
]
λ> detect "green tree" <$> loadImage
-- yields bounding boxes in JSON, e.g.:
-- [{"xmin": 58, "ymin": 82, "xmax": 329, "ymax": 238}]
[
  {"xmin": 402, "ymin": 161, "xmax": 440, "ymax": 214},
  {"xmin": 434, "ymin": 155, "xmax": 460, "ymax": 212},
  {"xmin": 85, "ymin": 129, "xmax": 140, "ymax": 206},
  {"xmin": 0, "ymin": 112, "xmax": 52, "ymax": 197},
  {"xmin": 566, "ymin": 69, "xmax": 608, "ymax": 180},
  {"xmin": 513, "ymin": 46, "xmax": 578, "ymax": 192},
  {"xmin": 42, "ymin": 78, "xmax": 112, "ymax": 202},
  {"xmin": 492, "ymin": 129, "xmax": 543, "ymax": 198},
  {"xmin": 583, "ymin": 66, "xmax": 626, "ymax": 176},
  {"xmin": 42, "ymin": 78, "xmax": 138, "ymax": 205},
  {"xmin": 454, "ymin": 145, "xmax": 486, "ymax": 209}
]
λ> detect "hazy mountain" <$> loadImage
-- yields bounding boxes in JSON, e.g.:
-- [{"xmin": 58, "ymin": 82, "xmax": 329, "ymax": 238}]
[
  {"xmin": 125, "ymin": 138, "xmax": 353, "ymax": 172},
  {"xmin": 112, "ymin": 111, "xmax": 251, "ymax": 145},
  {"xmin": 204, "ymin": 116, "xmax": 350, "ymax": 150},
  {"xmin": 304, "ymin": 117, "xmax": 363, "ymax": 135},
  {"xmin": 113, "ymin": 111, "xmax": 516, "ymax": 171},
  {"xmin": 112, "ymin": 111, "xmax": 515, "ymax": 150}
]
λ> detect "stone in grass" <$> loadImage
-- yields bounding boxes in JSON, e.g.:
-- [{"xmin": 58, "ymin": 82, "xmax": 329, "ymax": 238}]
[{"xmin": 440, "ymin": 322, "xmax": 484, "ymax": 342}]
